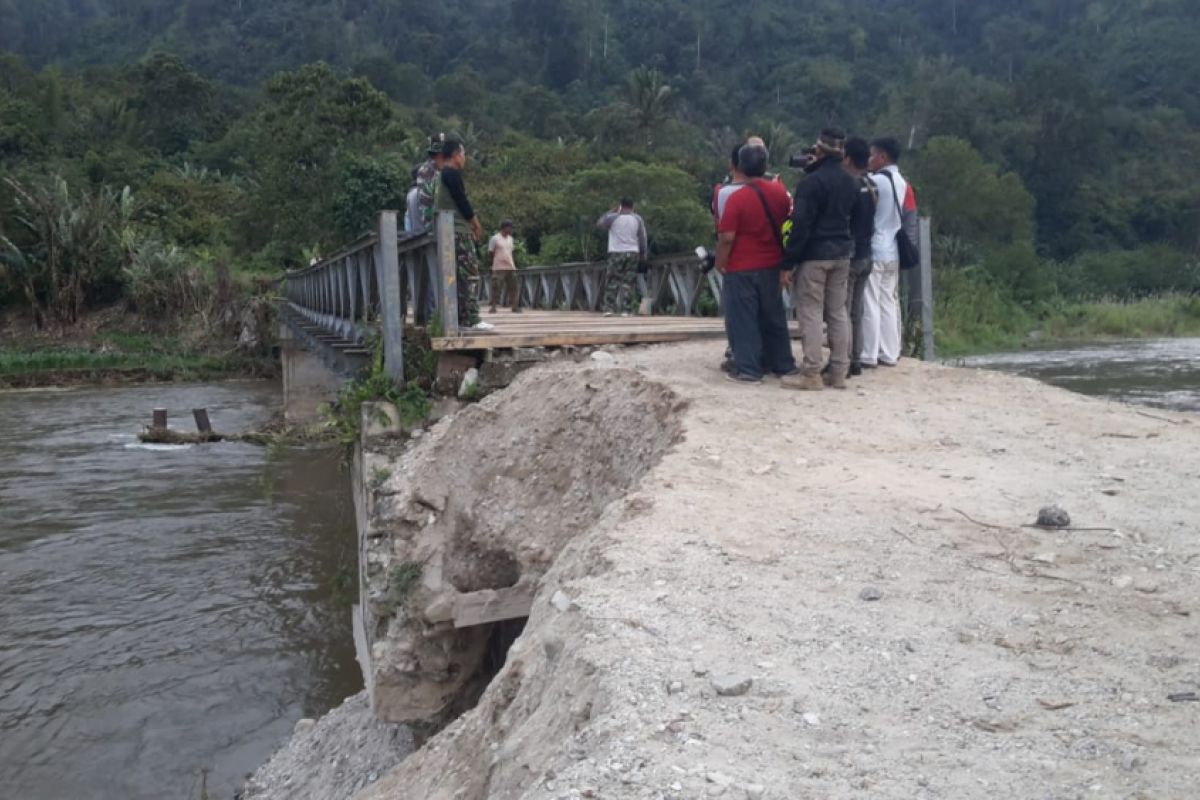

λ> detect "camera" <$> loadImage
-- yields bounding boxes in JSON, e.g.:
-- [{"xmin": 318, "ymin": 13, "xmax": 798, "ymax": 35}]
[
  {"xmin": 695, "ymin": 245, "xmax": 717, "ymax": 274},
  {"xmin": 788, "ymin": 146, "xmax": 818, "ymax": 170}
]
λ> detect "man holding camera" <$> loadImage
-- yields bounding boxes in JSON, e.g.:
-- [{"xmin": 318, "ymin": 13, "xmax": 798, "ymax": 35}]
[{"xmin": 780, "ymin": 128, "xmax": 865, "ymax": 391}]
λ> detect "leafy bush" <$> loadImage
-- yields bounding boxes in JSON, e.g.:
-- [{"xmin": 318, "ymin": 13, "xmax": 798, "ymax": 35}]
[
  {"xmin": 1055, "ymin": 246, "xmax": 1200, "ymax": 299},
  {"xmin": 0, "ymin": 176, "xmax": 133, "ymax": 327}
]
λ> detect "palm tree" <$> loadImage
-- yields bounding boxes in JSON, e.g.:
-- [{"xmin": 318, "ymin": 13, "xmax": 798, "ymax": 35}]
[
  {"xmin": 625, "ymin": 67, "xmax": 677, "ymax": 146},
  {"xmin": 756, "ymin": 121, "xmax": 799, "ymax": 170}
]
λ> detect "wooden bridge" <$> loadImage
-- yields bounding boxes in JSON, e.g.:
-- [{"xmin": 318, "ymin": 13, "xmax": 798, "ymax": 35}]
[{"xmin": 280, "ymin": 209, "xmax": 934, "ymax": 393}]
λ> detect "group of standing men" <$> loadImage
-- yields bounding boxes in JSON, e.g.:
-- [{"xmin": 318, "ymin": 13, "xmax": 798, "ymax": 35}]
[
  {"xmin": 400, "ymin": 127, "xmax": 915, "ymax": 361},
  {"xmin": 714, "ymin": 129, "xmax": 915, "ymax": 388},
  {"xmin": 404, "ymin": 129, "xmax": 651, "ymax": 326}
]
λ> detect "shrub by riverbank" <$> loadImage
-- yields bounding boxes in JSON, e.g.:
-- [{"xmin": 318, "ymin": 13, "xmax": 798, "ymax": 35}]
[
  {"xmin": 0, "ymin": 309, "xmax": 277, "ymax": 388},
  {"xmin": 935, "ymin": 285, "xmax": 1200, "ymax": 357}
]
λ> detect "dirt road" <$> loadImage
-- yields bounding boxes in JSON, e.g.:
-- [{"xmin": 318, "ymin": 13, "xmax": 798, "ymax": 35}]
[{"xmin": 343, "ymin": 339, "xmax": 1200, "ymax": 799}]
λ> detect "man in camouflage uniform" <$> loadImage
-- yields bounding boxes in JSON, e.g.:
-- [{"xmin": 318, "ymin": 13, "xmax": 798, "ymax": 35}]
[
  {"xmin": 434, "ymin": 137, "xmax": 488, "ymax": 330},
  {"xmin": 406, "ymin": 133, "xmax": 446, "ymax": 235},
  {"xmin": 596, "ymin": 197, "xmax": 648, "ymax": 314}
]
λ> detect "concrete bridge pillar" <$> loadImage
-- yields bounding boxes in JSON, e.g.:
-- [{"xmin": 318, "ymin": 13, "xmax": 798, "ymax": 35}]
[{"xmin": 280, "ymin": 321, "xmax": 342, "ymax": 424}]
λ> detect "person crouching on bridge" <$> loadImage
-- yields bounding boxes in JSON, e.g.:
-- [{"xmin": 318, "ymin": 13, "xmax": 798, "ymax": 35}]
[
  {"xmin": 436, "ymin": 138, "xmax": 492, "ymax": 331},
  {"xmin": 488, "ymin": 220, "xmax": 521, "ymax": 314},
  {"xmin": 714, "ymin": 143, "xmax": 797, "ymax": 383},
  {"xmin": 596, "ymin": 198, "xmax": 648, "ymax": 315}
]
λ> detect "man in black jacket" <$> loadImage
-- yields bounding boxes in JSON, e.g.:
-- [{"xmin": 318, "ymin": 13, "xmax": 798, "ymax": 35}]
[{"xmin": 780, "ymin": 128, "xmax": 867, "ymax": 391}]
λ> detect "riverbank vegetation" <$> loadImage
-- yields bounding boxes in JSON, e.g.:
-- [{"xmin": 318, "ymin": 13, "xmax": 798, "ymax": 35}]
[{"xmin": 2, "ymin": 1, "xmax": 1198, "ymax": 372}]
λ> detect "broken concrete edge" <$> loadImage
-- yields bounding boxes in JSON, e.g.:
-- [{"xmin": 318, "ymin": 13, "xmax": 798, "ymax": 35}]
[{"xmin": 436, "ymin": 345, "xmax": 591, "ymax": 397}]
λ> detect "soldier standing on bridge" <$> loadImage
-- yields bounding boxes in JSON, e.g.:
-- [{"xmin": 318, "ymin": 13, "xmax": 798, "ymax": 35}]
[
  {"xmin": 596, "ymin": 198, "xmax": 648, "ymax": 315},
  {"xmin": 405, "ymin": 133, "xmax": 446, "ymax": 235},
  {"xmin": 436, "ymin": 138, "xmax": 491, "ymax": 330}
]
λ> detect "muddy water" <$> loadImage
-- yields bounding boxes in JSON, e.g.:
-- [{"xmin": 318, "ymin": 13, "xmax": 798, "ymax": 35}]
[
  {"xmin": 0, "ymin": 383, "xmax": 361, "ymax": 800},
  {"xmin": 962, "ymin": 337, "xmax": 1200, "ymax": 413}
]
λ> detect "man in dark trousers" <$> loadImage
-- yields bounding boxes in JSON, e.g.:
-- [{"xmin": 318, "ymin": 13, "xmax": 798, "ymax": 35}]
[
  {"xmin": 714, "ymin": 143, "xmax": 797, "ymax": 383},
  {"xmin": 843, "ymin": 137, "xmax": 877, "ymax": 377},
  {"xmin": 780, "ymin": 128, "xmax": 867, "ymax": 391}
]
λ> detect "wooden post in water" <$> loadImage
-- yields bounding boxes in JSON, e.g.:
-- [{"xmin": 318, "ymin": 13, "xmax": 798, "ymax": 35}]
[
  {"xmin": 436, "ymin": 211, "xmax": 460, "ymax": 337},
  {"xmin": 193, "ymin": 408, "xmax": 212, "ymax": 433},
  {"xmin": 152, "ymin": 408, "xmax": 167, "ymax": 429},
  {"xmin": 377, "ymin": 210, "xmax": 405, "ymax": 382},
  {"xmin": 918, "ymin": 216, "xmax": 935, "ymax": 361}
]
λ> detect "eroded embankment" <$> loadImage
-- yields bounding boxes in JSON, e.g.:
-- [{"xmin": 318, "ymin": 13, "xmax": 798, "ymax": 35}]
[{"xmin": 358, "ymin": 365, "xmax": 685, "ymax": 730}]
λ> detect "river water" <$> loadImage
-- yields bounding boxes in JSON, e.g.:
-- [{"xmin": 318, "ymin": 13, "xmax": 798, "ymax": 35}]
[
  {"xmin": 962, "ymin": 337, "xmax": 1200, "ymax": 414},
  {"xmin": 0, "ymin": 382, "xmax": 361, "ymax": 800}
]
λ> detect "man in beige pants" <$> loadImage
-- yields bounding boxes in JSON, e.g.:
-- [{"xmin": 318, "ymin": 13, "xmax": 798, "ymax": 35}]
[{"xmin": 780, "ymin": 129, "xmax": 870, "ymax": 391}]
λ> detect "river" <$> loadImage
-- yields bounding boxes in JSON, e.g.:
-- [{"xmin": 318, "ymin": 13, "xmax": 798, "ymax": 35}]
[
  {"xmin": 0, "ymin": 382, "xmax": 361, "ymax": 800},
  {"xmin": 962, "ymin": 337, "xmax": 1200, "ymax": 414}
]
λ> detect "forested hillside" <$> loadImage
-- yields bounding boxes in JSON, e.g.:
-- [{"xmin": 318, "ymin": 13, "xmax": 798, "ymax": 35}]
[{"xmin": 2, "ymin": 0, "xmax": 1198, "ymax": 351}]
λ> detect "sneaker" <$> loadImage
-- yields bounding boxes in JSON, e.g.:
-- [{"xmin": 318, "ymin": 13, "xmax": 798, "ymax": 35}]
[
  {"xmin": 473, "ymin": 321, "xmax": 496, "ymax": 330},
  {"xmin": 878, "ymin": 359, "xmax": 898, "ymax": 367},
  {"xmin": 725, "ymin": 372, "xmax": 763, "ymax": 384},
  {"xmin": 848, "ymin": 363, "xmax": 863, "ymax": 377},
  {"xmin": 780, "ymin": 373, "xmax": 824, "ymax": 391},
  {"xmin": 774, "ymin": 367, "xmax": 800, "ymax": 378},
  {"xmin": 719, "ymin": 359, "xmax": 736, "ymax": 374}
]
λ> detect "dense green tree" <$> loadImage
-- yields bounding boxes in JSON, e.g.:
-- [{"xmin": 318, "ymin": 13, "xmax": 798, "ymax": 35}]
[{"xmin": 2, "ymin": 0, "xmax": 1199, "ymax": 323}]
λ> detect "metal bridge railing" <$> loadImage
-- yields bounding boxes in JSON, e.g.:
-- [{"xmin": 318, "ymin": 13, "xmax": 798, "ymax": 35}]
[
  {"xmin": 283, "ymin": 211, "xmax": 443, "ymax": 381},
  {"xmin": 478, "ymin": 254, "xmax": 725, "ymax": 317},
  {"xmin": 283, "ymin": 212, "xmax": 935, "ymax": 375}
]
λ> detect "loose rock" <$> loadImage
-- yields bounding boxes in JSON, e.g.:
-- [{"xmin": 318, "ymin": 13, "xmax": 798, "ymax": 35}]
[
  {"xmin": 457, "ymin": 368, "xmax": 480, "ymax": 399},
  {"xmin": 711, "ymin": 674, "xmax": 753, "ymax": 697},
  {"xmin": 859, "ymin": 586, "xmax": 883, "ymax": 602},
  {"xmin": 1036, "ymin": 505, "xmax": 1071, "ymax": 528}
]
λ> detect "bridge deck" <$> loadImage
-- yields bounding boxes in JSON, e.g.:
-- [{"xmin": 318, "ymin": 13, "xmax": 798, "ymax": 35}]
[{"xmin": 432, "ymin": 310, "xmax": 789, "ymax": 351}]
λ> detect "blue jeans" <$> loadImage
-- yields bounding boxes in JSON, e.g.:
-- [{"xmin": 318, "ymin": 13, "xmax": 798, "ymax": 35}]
[{"xmin": 722, "ymin": 268, "xmax": 796, "ymax": 379}]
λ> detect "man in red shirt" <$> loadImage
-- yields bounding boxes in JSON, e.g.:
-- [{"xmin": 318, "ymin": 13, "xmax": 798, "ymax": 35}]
[{"xmin": 715, "ymin": 143, "xmax": 797, "ymax": 383}]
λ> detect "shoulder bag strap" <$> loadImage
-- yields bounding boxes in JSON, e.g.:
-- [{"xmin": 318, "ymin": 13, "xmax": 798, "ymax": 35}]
[
  {"xmin": 878, "ymin": 170, "xmax": 904, "ymax": 226},
  {"xmin": 744, "ymin": 181, "xmax": 784, "ymax": 252}
]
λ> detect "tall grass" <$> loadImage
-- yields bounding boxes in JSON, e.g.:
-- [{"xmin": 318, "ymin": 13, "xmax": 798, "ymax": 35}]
[
  {"xmin": 0, "ymin": 348, "xmax": 254, "ymax": 380},
  {"xmin": 1040, "ymin": 294, "xmax": 1200, "ymax": 340},
  {"xmin": 932, "ymin": 267, "xmax": 1034, "ymax": 356},
  {"xmin": 933, "ymin": 278, "xmax": 1200, "ymax": 357}
]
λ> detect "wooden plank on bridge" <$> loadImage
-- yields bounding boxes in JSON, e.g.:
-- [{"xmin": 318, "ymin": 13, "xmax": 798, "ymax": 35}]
[{"xmin": 432, "ymin": 309, "xmax": 796, "ymax": 351}]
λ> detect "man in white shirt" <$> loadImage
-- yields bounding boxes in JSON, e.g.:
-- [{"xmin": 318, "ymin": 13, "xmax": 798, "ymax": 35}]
[
  {"xmin": 861, "ymin": 137, "xmax": 908, "ymax": 368},
  {"xmin": 487, "ymin": 220, "xmax": 520, "ymax": 313},
  {"xmin": 596, "ymin": 197, "xmax": 648, "ymax": 314}
]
